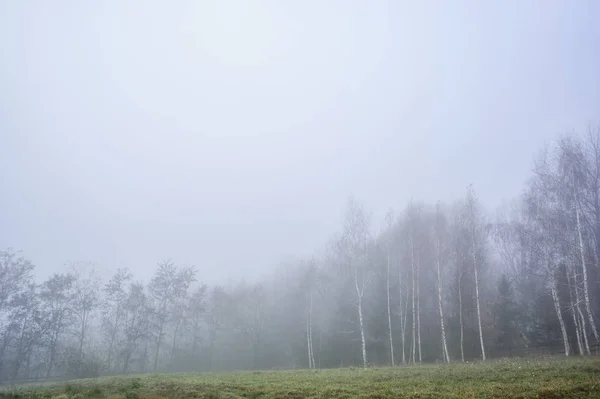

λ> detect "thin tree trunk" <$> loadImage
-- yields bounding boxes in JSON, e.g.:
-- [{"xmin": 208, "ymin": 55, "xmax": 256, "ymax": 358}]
[
  {"xmin": 207, "ymin": 333, "xmax": 216, "ymax": 371},
  {"xmin": 106, "ymin": 310, "xmax": 121, "ymax": 372},
  {"xmin": 578, "ymin": 303, "xmax": 591, "ymax": 355},
  {"xmin": 386, "ymin": 251, "xmax": 394, "ymax": 367},
  {"xmin": 307, "ymin": 290, "xmax": 315, "ymax": 369},
  {"xmin": 410, "ymin": 234, "xmax": 416, "ymax": 365},
  {"xmin": 153, "ymin": 317, "xmax": 165, "ymax": 371},
  {"xmin": 471, "ymin": 232, "xmax": 486, "ymax": 361},
  {"xmin": 192, "ymin": 319, "xmax": 200, "ymax": 359},
  {"xmin": 549, "ymin": 271, "xmax": 570, "ymax": 356},
  {"xmin": 398, "ymin": 257, "xmax": 407, "ymax": 365},
  {"xmin": 355, "ymin": 267, "xmax": 368, "ymax": 369},
  {"xmin": 46, "ymin": 332, "xmax": 57, "ymax": 377},
  {"xmin": 170, "ymin": 319, "xmax": 182, "ymax": 369},
  {"xmin": 458, "ymin": 271, "xmax": 465, "ymax": 363},
  {"xmin": 309, "ymin": 315, "xmax": 315, "ymax": 369},
  {"xmin": 567, "ymin": 268, "xmax": 584, "ymax": 355},
  {"xmin": 571, "ymin": 235, "xmax": 591, "ymax": 355},
  {"xmin": 403, "ymin": 284, "xmax": 409, "ymax": 364},
  {"xmin": 78, "ymin": 310, "xmax": 87, "ymax": 377},
  {"xmin": 436, "ymin": 244, "xmax": 450, "ymax": 363},
  {"xmin": 306, "ymin": 316, "xmax": 312, "ymax": 369},
  {"xmin": 416, "ymin": 251, "xmax": 422, "ymax": 364},
  {"xmin": 576, "ymin": 202, "xmax": 600, "ymax": 342}
]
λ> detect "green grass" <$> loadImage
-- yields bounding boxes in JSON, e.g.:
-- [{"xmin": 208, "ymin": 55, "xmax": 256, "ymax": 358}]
[{"xmin": 3, "ymin": 357, "xmax": 600, "ymax": 398}]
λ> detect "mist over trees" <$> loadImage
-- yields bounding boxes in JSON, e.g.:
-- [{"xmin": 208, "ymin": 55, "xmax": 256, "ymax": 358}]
[{"xmin": 2, "ymin": 128, "xmax": 600, "ymax": 382}]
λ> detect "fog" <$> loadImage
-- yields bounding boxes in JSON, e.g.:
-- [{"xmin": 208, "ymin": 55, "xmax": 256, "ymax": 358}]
[
  {"xmin": 1, "ymin": 0, "xmax": 600, "ymax": 382},
  {"xmin": 2, "ymin": 1, "xmax": 597, "ymax": 283}
]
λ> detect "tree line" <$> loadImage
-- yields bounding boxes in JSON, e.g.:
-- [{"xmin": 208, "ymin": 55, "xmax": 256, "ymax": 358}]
[{"xmin": 1, "ymin": 127, "xmax": 600, "ymax": 382}]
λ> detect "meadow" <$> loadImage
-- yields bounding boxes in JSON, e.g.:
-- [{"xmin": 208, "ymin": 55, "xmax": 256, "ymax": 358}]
[{"xmin": 3, "ymin": 357, "xmax": 600, "ymax": 399}]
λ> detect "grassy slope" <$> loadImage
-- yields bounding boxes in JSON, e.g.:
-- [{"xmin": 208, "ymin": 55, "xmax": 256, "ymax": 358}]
[{"xmin": 3, "ymin": 357, "xmax": 600, "ymax": 399}]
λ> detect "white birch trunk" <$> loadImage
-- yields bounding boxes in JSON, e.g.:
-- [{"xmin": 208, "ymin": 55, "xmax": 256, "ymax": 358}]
[
  {"xmin": 458, "ymin": 271, "xmax": 465, "ymax": 363},
  {"xmin": 307, "ymin": 290, "xmax": 315, "ymax": 369},
  {"xmin": 310, "ymin": 292, "xmax": 315, "ymax": 368},
  {"xmin": 416, "ymin": 251, "xmax": 422, "ymax": 364},
  {"xmin": 436, "ymin": 241, "xmax": 450, "ymax": 363},
  {"xmin": 471, "ymin": 228, "xmax": 486, "ymax": 361},
  {"xmin": 402, "ymin": 289, "xmax": 408, "ymax": 365},
  {"xmin": 549, "ymin": 269, "xmax": 570, "ymax": 356},
  {"xmin": 398, "ymin": 263, "xmax": 408, "ymax": 365},
  {"xmin": 575, "ymin": 202, "xmax": 600, "ymax": 342},
  {"xmin": 398, "ymin": 261, "xmax": 406, "ymax": 365},
  {"xmin": 306, "ymin": 316, "xmax": 312, "ymax": 369},
  {"xmin": 473, "ymin": 255, "xmax": 486, "ymax": 361},
  {"xmin": 578, "ymin": 303, "xmax": 591, "ymax": 355},
  {"xmin": 567, "ymin": 267, "xmax": 584, "ymax": 355},
  {"xmin": 410, "ymin": 234, "xmax": 416, "ymax": 365},
  {"xmin": 355, "ymin": 267, "xmax": 368, "ymax": 369},
  {"xmin": 386, "ymin": 251, "xmax": 394, "ymax": 367}
]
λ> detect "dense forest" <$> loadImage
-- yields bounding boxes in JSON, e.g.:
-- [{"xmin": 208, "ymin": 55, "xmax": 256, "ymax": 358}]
[{"xmin": 2, "ymin": 128, "xmax": 600, "ymax": 383}]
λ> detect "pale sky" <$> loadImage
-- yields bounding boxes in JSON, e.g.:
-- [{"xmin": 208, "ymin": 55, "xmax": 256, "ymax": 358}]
[{"xmin": 1, "ymin": 1, "xmax": 599, "ymax": 284}]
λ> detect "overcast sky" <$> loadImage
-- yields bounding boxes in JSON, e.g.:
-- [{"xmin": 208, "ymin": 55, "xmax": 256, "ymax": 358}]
[{"xmin": 1, "ymin": 1, "xmax": 599, "ymax": 284}]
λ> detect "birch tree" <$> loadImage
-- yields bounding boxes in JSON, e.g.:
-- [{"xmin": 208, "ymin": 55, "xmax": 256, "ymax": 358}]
[
  {"xmin": 465, "ymin": 185, "xmax": 487, "ymax": 361},
  {"xmin": 527, "ymin": 148, "xmax": 571, "ymax": 356},
  {"xmin": 434, "ymin": 203, "xmax": 450, "ymax": 363},
  {"xmin": 405, "ymin": 203, "xmax": 423, "ymax": 364},
  {"xmin": 338, "ymin": 198, "xmax": 373, "ymax": 369},
  {"xmin": 383, "ymin": 211, "xmax": 395, "ymax": 367},
  {"xmin": 559, "ymin": 136, "xmax": 600, "ymax": 343}
]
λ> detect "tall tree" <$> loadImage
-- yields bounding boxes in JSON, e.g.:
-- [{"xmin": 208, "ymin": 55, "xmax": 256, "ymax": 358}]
[
  {"xmin": 338, "ymin": 198, "xmax": 373, "ymax": 369},
  {"xmin": 465, "ymin": 185, "xmax": 487, "ymax": 361},
  {"xmin": 188, "ymin": 284, "xmax": 208, "ymax": 360},
  {"xmin": 148, "ymin": 260, "xmax": 196, "ymax": 371},
  {"xmin": 101, "ymin": 268, "xmax": 131, "ymax": 372},
  {"xmin": 383, "ymin": 211, "xmax": 395, "ymax": 367},
  {"xmin": 434, "ymin": 203, "xmax": 451, "ymax": 363},
  {"xmin": 204, "ymin": 286, "xmax": 227, "ymax": 370},
  {"xmin": 122, "ymin": 282, "xmax": 150, "ymax": 373},
  {"xmin": 70, "ymin": 263, "xmax": 101, "ymax": 377},
  {"xmin": 0, "ymin": 249, "xmax": 35, "ymax": 376},
  {"xmin": 39, "ymin": 273, "xmax": 75, "ymax": 377}
]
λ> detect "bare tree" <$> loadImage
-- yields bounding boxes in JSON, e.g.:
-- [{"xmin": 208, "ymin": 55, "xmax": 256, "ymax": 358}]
[
  {"xmin": 466, "ymin": 185, "xmax": 487, "ymax": 361},
  {"xmin": 0, "ymin": 249, "xmax": 35, "ymax": 375},
  {"xmin": 39, "ymin": 273, "xmax": 75, "ymax": 377},
  {"xmin": 303, "ymin": 259, "xmax": 319, "ymax": 369},
  {"xmin": 527, "ymin": 149, "xmax": 571, "ymax": 356},
  {"xmin": 383, "ymin": 211, "xmax": 395, "ymax": 367},
  {"xmin": 204, "ymin": 286, "xmax": 227, "ymax": 370},
  {"xmin": 188, "ymin": 284, "xmax": 208, "ymax": 360},
  {"xmin": 122, "ymin": 282, "xmax": 150, "ymax": 373},
  {"xmin": 148, "ymin": 260, "xmax": 195, "ymax": 371},
  {"xmin": 70, "ymin": 263, "xmax": 100, "ymax": 377},
  {"xmin": 338, "ymin": 198, "xmax": 373, "ymax": 369},
  {"xmin": 168, "ymin": 266, "xmax": 196, "ymax": 369},
  {"xmin": 233, "ymin": 283, "xmax": 269, "ymax": 369},
  {"xmin": 101, "ymin": 268, "xmax": 131, "ymax": 372},
  {"xmin": 434, "ymin": 203, "xmax": 450, "ymax": 363}
]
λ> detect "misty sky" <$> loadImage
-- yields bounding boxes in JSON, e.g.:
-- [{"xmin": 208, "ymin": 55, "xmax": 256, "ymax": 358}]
[{"xmin": 1, "ymin": 1, "xmax": 599, "ymax": 284}]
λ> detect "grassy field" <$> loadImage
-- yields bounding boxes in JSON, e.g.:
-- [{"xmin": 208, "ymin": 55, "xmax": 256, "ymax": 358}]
[{"xmin": 3, "ymin": 357, "xmax": 600, "ymax": 399}]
